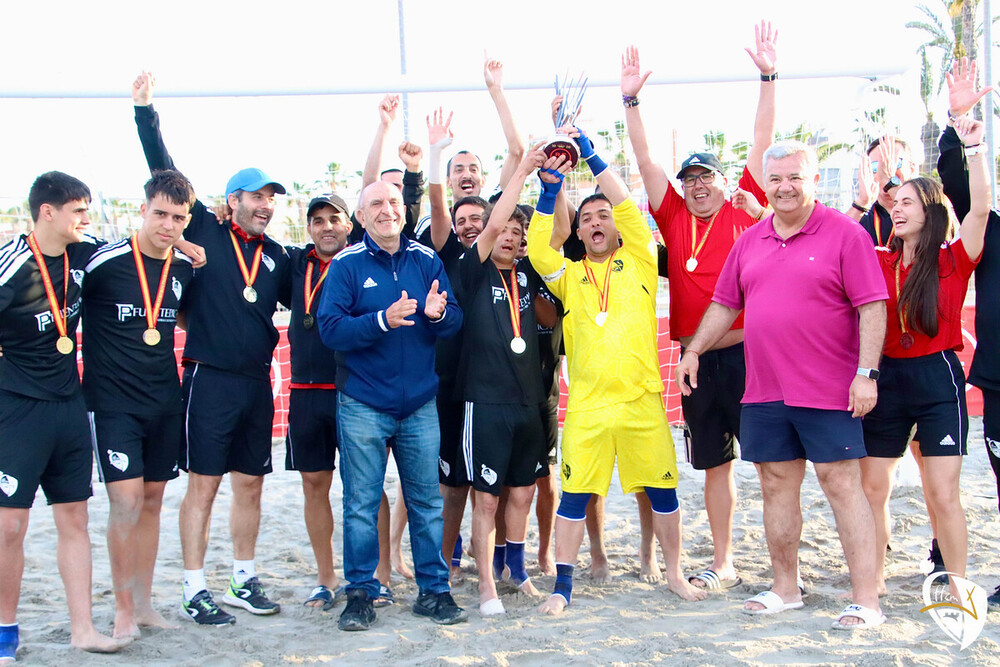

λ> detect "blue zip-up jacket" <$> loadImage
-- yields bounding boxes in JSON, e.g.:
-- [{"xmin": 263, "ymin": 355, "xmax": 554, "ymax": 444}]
[{"xmin": 317, "ymin": 232, "xmax": 462, "ymax": 419}]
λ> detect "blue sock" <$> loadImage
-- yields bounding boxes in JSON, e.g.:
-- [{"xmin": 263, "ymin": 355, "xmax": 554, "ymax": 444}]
[
  {"xmin": 0, "ymin": 623, "xmax": 18, "ymax": 661},
  {"xmin": 492, "ymin": 544, "xmax": 507, "ymax": 579},
  {"xmin": 504, "ymin": 541, "xmax": 529, "ymax": 585},
  {"xmin": 451, "ymin": 534, "xmax": 463, "ymax": 568},
  {"xmin": 553, "ymin": 563, "xmax": 574, "ymax": 605}
]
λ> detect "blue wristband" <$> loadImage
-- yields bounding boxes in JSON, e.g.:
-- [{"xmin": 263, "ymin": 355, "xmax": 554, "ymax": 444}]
[
  {"xmin": 535, "ymin": 168, "xmax": 564, "ymax": 215},
  {"xmin": 573, "ymin": 128, "xmax": 607, "ymax": 177}
]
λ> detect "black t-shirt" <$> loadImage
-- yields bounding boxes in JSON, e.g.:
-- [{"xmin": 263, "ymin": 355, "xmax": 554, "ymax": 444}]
[
  {"xmin": 420, "ymin": 228, "xmax": 466, "ymax": 388},
  {"xmin": 453, "ymin": 250, "xmax": 544, "ymax": 405},
  {"xmin": 859, "ymin": 203, "xmax": 893, "ymax": 247},
  {"xmin": 0, "ymin": 236, "xmax": 100, "ymax": 400},
  {"xmin": 938, "ymin": 124, "xmax": 1000, "ymax": 390},
  {"xmin": 286, "ymin": 245, "xmax": 338, "ymax": 384},
  {"xmin": 81, "ymin": 238, "xmax": 193, "ymax": 414}
]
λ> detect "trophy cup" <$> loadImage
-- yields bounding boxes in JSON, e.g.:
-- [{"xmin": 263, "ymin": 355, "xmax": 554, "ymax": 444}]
[{"xmin": 544, "ymin": 72, "xmax": 589, "ymax": 168}]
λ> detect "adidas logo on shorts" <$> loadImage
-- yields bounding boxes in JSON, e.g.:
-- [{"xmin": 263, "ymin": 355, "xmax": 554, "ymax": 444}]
[
  {"xmin": 0, "ymin": 472, "xmax": 18, "ymax": 497},
  {"xmin": 939, "ymin": 434, "xmax": 956, "ymax": 446},
  {"xmin": 108, "ymin": 450, "xmax": 130, "ymax": 472}
]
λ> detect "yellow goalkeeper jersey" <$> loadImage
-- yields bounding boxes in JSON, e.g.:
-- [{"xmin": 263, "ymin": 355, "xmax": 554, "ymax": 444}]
[{"xmin": 527, "ymin": 198, "xmax": 663, "ymax": 412}]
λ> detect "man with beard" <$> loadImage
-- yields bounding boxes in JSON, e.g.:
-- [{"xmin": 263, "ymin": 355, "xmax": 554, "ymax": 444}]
[{"xmin": 132, "ymin": 72, "xmax": 291, "ymax": 626}]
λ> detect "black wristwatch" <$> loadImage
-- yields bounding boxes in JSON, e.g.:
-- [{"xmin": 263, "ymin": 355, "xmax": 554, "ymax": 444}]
[{"xmin": 857, "ymin": 367, "xmax": 880, "ymax": 381}]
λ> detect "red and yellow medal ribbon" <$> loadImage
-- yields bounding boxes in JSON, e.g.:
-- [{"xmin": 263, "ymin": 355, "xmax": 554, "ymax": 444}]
[
  {"xmin": 131, "ymin": 235, "xmax": 172, "ymax": 333},
  {"xmin": 894, "ymin": 257, "xmax": 908, "ymax": 336},
  {"xmin": 496, "ymin": 266, "xmax": 522, "ymax": 339},
  {"xmin": 26, "ymin": 232, "xmax": 70, "ymax": 340},
  {"xmin": 303, "ymin": 258, "xmax": 331, "ymax": 316},
  {"xmin": 689, "ymin": 210, "xmax": 720, "ymax": 264},
  {"xmin": 582, "ymin": 249, "xmax": 618, "ymax": 318},
  {"xmin": 229, "ymin": 229, "xmax": 263, "ymax": 291}
]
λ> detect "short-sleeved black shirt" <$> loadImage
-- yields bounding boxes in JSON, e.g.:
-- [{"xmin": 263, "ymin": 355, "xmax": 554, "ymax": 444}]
[
  {"xmin": 453, "ymin": 250, "xmax": 544, "ymax": 405},
  {"xmin": 0, "ymin": 236, "xmax": 100, "ymax": 400},
  {"xmin": 81, "ymin": 238, "xmax": 193, "ymax": 414}
]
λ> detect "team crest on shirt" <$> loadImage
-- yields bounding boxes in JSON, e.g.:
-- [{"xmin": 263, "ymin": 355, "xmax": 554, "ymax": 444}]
[
  {"xmin": 562, "ymin": 462, "xmax": 571, "ymax": 479},
  {"xmin": 480, "ymin": 464, "xmax": 498, "ymax": 486},
  {"xmin": 988, "ymin": 438, "xmax": 1000, "ymax": 459},
  {"xmin": 0, "ymin": 472, "xmax": 18, "ymax": 497},
  {"xmin": 71, "ymin": 269, "xmax": 84, "ymax": 286},
  {"xmin": 261, "ymin": 254, "xmax": 276, "ymax": 272},
  {"xmin": 439, "ymin": 458, "xmax": 451, "ymax": 477},
  {"xmin": 612, "ymin": 259, "xmax": 623, "ymax": 272},
  {"xmin": 517, "ymin": 272, "xmax": 527, "ymax": 287},
  {"xmin": 172, "ymin": 276, "xmax": 183, "ymax": 301},
  {"xmin": 107, "ymin": 450, "xmax": 129, "ymax": 472}
]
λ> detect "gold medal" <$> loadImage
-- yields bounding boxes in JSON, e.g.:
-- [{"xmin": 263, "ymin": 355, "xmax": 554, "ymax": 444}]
[
  {"xmin": 243, "ymin": 285, "xmax": 258, "ymax": 303},
  {"xmin": 56, "ymin": 336, "xmax": 74, "ymax": 355},
  {"xmin": 143, "ymin": 328, "xmax": 161, "ymax": 346},
  {"xmin": 686, "ymin": 257, "xmax": 698, "ymax": 272}
]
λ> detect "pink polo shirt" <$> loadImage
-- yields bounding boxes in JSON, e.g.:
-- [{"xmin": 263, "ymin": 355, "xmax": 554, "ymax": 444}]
[{"xmin": 713, "ymin": 202, "xmax": 888, "ymax": 410}]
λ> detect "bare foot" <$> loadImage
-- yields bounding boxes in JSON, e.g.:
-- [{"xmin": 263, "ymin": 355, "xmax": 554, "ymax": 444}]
[
  {"xmin": 667, "ymin": 576, "xmax": 708, "ymax": 602},
  {"xmin": 518, "ymin": 579, "xmax": 542, "ymax": 597},
  {"xmin": 392, "ymin": 554, "xmax": 415, "ymax": 580},
  {"xmin": 135, "ymin": 607, "xmax": 179, "ymax": 630},
  {"xmin": 590, "ymin": 557, "xmax": 611, "ymax": 584},
  {"xmin": 111, "ymin": 615, "xmax": 140, "ymax": 641},
  {"xmin": 639, "ymin": 557, "xmax": 662, "ymax": 583},
  {"xmin": 537, "ymin": 554, "xmax": 556, "ymax": 577},
  {"xmin": 71, "ymin": 628, "xmax": 131, "ymax": 654},
  {"xmin": 449, "ymin": 565, "xmax": 466, "ymax": 584},
  {"xmin": 538, "ymin": 594, "xmax": 567, "ymax": 616}
]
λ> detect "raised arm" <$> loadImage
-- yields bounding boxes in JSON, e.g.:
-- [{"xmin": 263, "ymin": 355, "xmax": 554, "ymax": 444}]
[
  {"xmin": 426, "ymin": 108, "xmax": 455, "ymax": 251},
  {"xmin": 621, "ymin": 46, "xmax": 669, "ymax": 212},
  {"xmin": 953, "ymin": 114, "xmax": 990, "ymax": 260},
  {"xmin": 526, "ymin": 156, "xmax": 573, "ymax": 295},
  {"xmin": 844, "ymin": 152, "xmax": 878, "ymax": 221},
  {"xmin": 744, "ymin": 20, "xmax": 778, "ymax": 187},
  {"xmin": 940, "ymin": 57, "xmax": 993, "ymax": 220},
  {"xmin": 570, "ymin": 126, "xmax": 628, "ymax": 205},
  {"xmin": 475, "ymin": 143, "xmax": 544, "ymax": 263},
  {"xmin": 398, "ymin": 141, "xmax": 424, "ymax": 238},
  {"xmin": 362, "ymin": 94, "xmax": 400, "ymax": 189},
  {"xmin": 484, "ymin": 55, "xmax": 526, "ymax": 191},
  {"xmin": 131, "ymin": 70, "xmax": 177, "ymax": 173}
]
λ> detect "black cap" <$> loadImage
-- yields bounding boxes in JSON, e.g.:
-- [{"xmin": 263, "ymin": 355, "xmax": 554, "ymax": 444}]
[
  {"xmin": 307, "ymin": 193, "xmax": 350, "ymax": 219},
  {"xmin": 676, "ymin": 153, "xmax": 724, "ymax": 179}
]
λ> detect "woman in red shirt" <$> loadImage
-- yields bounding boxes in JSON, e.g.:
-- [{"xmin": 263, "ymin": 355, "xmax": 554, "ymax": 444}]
[{"xmin": 860, "ymin": 114, "xmax": 988, "ymax": 598}]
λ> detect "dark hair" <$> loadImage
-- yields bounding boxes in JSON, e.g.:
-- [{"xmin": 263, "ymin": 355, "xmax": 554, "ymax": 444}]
[
  {"xmin": 579, "ymin": 193, "xmax": 611, "ymax": 213},
  {"xmin": 451, "ymin": 195, "xmax": 489, "ymax": 220},
  {"xmin": 866, "ymin": 137, "xmax": 910, "ymax": 156},
  {"xmin": 380, "ymin": 168, "xmax": 403, "ymax": 178},
  {"xmin": 28, "ymin": 171, "xmax": 91, "ymax": 222},
  {"xmin": 483, "ymin": 201, "xmax": 528, "ymax": 229},
  {"xmin": 887, "ymin": 177, "xmax": 953, "ymax": 337},
  {"xmin": 145, "ymin": 169, "xmax": 196, "ymax": 209},
  {"xmin": 446, "ymin": 150, "xmax": 483, "ymax": 178}
]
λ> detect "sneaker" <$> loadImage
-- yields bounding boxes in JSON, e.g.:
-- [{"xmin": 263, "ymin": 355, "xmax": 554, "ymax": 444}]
[
  {"xmin": 412, "ymin": 591, "xmax": 467, "ymax": 625},
  {"xmin": 181, "ymin": 590, "xmax": 237, "ymax": 626},
  {"xmin": 222, "ymin": 577, "xmax": 281, "ymax": 615},
  {"xmin": 338, "ymin": 589, "xmax": 376, "ymax": 631}
]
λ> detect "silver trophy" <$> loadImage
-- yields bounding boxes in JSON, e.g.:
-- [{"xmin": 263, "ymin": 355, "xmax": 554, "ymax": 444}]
[{"xmin": 545, "ymin": 71, "xmax": 589, "ymax": 168}]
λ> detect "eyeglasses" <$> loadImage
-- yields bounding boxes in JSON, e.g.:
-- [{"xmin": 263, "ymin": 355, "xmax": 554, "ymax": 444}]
[
  {"xmin": 871, "ymin": 157, "xmax": 905, "ymax": 174},
  {"xmin": 681, "ymin": 171, "xmax": 717, "ymax": 187}
]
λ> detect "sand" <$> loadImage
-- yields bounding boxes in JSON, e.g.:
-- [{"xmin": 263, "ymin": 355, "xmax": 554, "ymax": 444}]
[{"xmin": 9, "ymin": 419, "xmax": 999, "ymax": 666}]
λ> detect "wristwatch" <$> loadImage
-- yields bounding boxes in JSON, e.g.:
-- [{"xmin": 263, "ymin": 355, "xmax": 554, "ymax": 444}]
[{"xmin": 857, "ymin": 367, "xmax": 880, "ymax": 381}]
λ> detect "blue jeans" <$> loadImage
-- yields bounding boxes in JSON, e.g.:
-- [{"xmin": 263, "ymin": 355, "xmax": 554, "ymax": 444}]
[{"xmin": 337, "ymin": 393, "xmax": 449, "ymax": 598}]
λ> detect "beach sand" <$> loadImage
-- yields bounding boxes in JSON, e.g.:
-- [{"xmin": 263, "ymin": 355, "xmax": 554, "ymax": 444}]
[{"xmin": 10, "ymin": 419, "xmax": 999, "ymax": 665}]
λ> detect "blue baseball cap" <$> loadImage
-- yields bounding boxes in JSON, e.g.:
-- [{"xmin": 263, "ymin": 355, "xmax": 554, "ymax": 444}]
[{"xmin": 225, "ymin": 167, "xmax": 287, "ymax": 197}]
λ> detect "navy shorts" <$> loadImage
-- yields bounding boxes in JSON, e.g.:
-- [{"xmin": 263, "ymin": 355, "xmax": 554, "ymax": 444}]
[
  {"xmin": 182, "ymin": 363, "xmax": 274, "ymax": 476},
  {"xmin": 285, "ymin": 388, "xmax": 338, "ymax": 472},
  {"xmin": 89, "ymin": 411, "xmax": 182, "ymax": 483},
  {"xmin": 0, "ymin": 390, "xmax": 92, "ymax": 508},
  {"xmin": 460, "ymin": 401, "xmax": 548, "ymax": 495},
  {"xmin": 437, "ymin": 391, "xmax": 467, "ymax": 487},
  {"xmin": 741, "ymin": 401, "xmax": 867, "ymax": 463},
  {"xmin": 863, "ymin": 351, "xmax": 969, "ymax": 458},
  {"xmin": 680, "ymin": 343, "xmax": 745, "ymax": 470}
]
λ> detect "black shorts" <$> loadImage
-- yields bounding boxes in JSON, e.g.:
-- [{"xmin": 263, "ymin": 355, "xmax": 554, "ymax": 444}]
[
  {"xmin": 437, "ymin": 392, "xmax": 467, "ymax": 487},
  {"xmin": 680, "ymin": 343, "xmax": 745, "ymax": 470},
  {"xmin": 182, "ymin": 364, "xmax": 274, "ymax": 476},
  {"xmin": 984, "ymin": 388, "xmax": 999, "ymax": 463},
  {"xmin": 89, "ymin": 411, "xmax": 182, "ymax": 483},
  {"xmin": 863, "ymin": 351, "xmax": 969, "ymax": 458},
  {"xmin": 285, "ymin": 388, "xmax": 338, "ymax": 472},
  {"xmin": 460, "ymin": 401, "xmax": 548, "ymax": 496},
  {"xmin": 0, "ymin": 390, "xmax": 92, "ymax": 508},
  {"xmin": 540, "ymin": 381, "xmax": 560, "ymax": 466}
]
